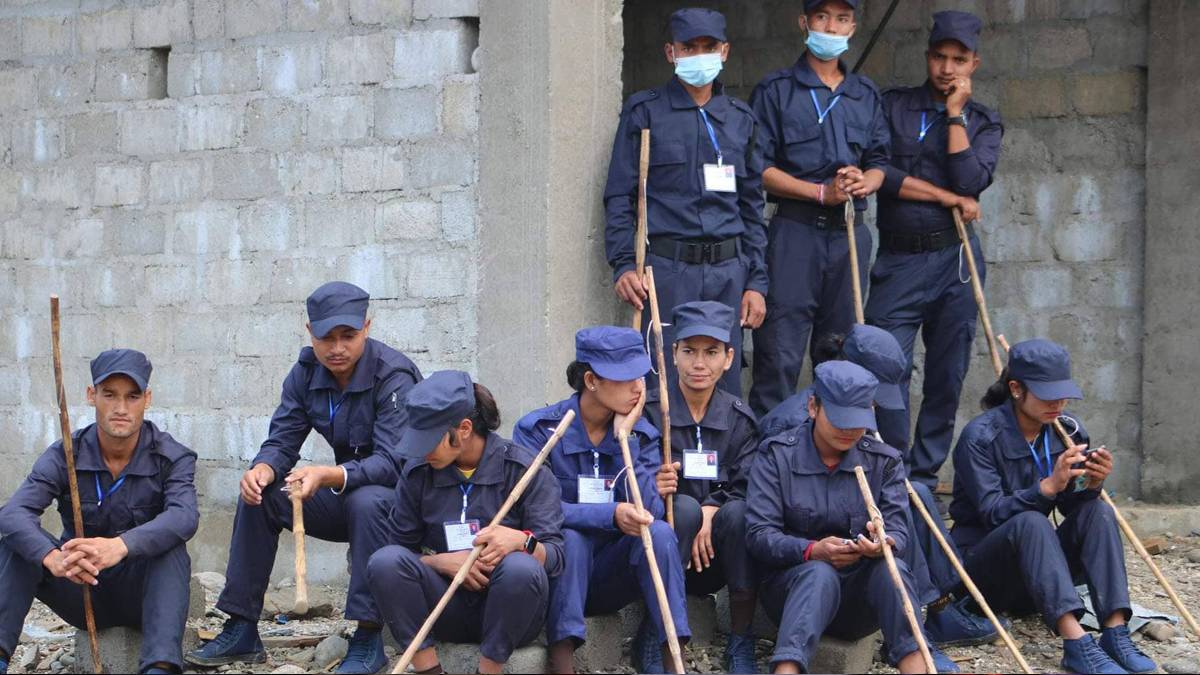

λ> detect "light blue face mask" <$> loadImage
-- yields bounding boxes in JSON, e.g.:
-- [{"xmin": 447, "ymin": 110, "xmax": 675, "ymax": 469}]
[
  {"xmin": 674, "ymin": 52, "xmax": 724, "ymax": 87},
  {"xmin": 806, "ymin": 30, "xmax": 850, "ymax": 61}
]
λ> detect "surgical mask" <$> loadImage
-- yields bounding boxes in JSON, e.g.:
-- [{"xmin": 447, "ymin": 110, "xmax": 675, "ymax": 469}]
[
  {"xmin": 673, "ymin": 51, "xmax": 723, "ymax": 87},
  {"xmin": 806, "ymin": 30, "xmax": 850, "ymax": 61}
]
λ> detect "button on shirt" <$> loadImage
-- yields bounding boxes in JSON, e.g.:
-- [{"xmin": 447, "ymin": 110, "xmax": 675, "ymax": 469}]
[
  {"xmin": 751, "ymin": 57, "xmax": 891, "ymax": 211},
  {"xmin": 251, "ymin": 338, "xmax": 423, "ymax": 490},
  {"xmin": 604, "ymin": 77, "xmax": 768, "ymax": 293},
  {"xmin": 0, "ymin": 422, "xmax": 199, "ymax": 564},
  {"xmin": 877, "ymin": 84, "xmax": 1004, "ymax": 234}
]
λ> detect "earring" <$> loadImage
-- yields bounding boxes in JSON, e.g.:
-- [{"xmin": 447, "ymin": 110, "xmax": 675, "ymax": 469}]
[{"xmin": 589, "ymin": 386, "xmax": 596, "ymax": 392}]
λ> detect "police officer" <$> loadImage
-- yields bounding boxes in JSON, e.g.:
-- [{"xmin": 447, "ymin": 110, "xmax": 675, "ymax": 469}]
[
  {"xmin": 188, "ymin": 282, "xmax": 423, "ymax": 675},
  {"xmin": 867, "ymin": 10, "xmax": 1004, "ymax": 494},
  {"xmin": 645, "ymin": 301, "xmax": 759, "ymax": 673},
  {"xmin": 605, "ymin": 7, "xmax": 766, "ymax": 394},
  {"xmin": 0, "ymin": 350, "xmax": 198, "ymax": 675},
  {"xmin": 513, "ymin": 327, "xmax": 690, "ymax": 674},
  {"xmin": 748, "ymin": 0, "xmax": 890, "ymax": 417},
  {"xmin": 746, "ymin": 361, "xmax": 957, "ymax": 674},
  {"xmin": 951, "ymin": 340, "xmax": 1155, "ymax": 674},
  {"xmin": 366, "ymin": 372, "xmax": 564, "ymax": 675}
]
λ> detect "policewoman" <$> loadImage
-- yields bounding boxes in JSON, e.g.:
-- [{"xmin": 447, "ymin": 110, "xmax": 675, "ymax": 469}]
[
  {"xmin": 0, "ymin": 349, "xmax": 198, "ymax": 675},
  {"xmin": 513, "ymin": 327, "xmax": 690, "ymax": 674},
  {"xmin": 950, "ymin": 339, "xmax": 1155, "ymax": 674},
  {"xmin": 748, "ymin": 0, "xmax": 891, "ymax": 417},
  {"xmin": 604, "ymin": 7, "xmax": 767, "ymax": 393},
  {"xmin": 868, "ymin": 10, "xmax": 1005, "ymax": 494},
  {"xmin": 746, "ymin": 361, "xmax": 956, "ymax": 674},
  {"xmin": 645, "ymin": 301, "xmax": 760, "ymax": 673},
  {"xmin": 189, "ymin": 282, "xmax": 423, "ymax": 675},
  {"xmin": 366, "ymin": 371, "xmax": 564, "ymax": 675}
]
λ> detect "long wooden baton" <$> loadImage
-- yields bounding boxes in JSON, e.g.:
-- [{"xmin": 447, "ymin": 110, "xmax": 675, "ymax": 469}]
[
  {"xmin": 632, "ymin": 128, "xmax": 651, "ymax": 330},
  {"xmin": 994, "ymin": 335, "xmax": 1200, "ymax": 639},
  {"xmin": 845, "ymin": 200, "xmax": 865, "ymax": 324},
  {"xmin": 645, "ymin": 266, "xmax": 674, "ymax": 528},
  {"xmin": 50, "ymin": 295, "xmax": 102, "ymax": 674},
  {"xmin": 616, "ymin": 388, "xmax": 685, "ymax": 674},
  {"xmin": 952, "ymin": 207, "xmax": 1003, "ymax": 376},
  {"xmin": 853, "ymin": 466, "xmax": 936, "ymax": 673},
  {"xmin": 390, "ymin": 410, "xmax": 577, "ymax": 674},
  {"xmin": 291, "ymin": 493, "xmax": 309, "ymax": 615}
]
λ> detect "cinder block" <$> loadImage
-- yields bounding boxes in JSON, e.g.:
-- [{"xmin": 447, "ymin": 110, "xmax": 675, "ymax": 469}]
[
  {"xmin": 22, "ymin": 15, "xmax": 73, "ymax": 57},
  {"xmin": 408, "ymin": 251, "xmax": 469, "ymax": 298},
  {"xmin": 167, "ymin": 51, "xmax": 196, "ymax": 98},
  {"xmin": 1030, "ymin": 26, "xmax": 1092, "ymax": 70},
  {"xmin": 0, "ymin": 68, "xmax": 38, "ymax": 112},
  {"xmin": 149, "ymin": 160, "xmax": 207, "ymax": 204},
  {"xmin": 1002, "ymin": 76, "xmax": 1069, "ymax": 119},
  {"xmin": 225, "ymin": 0, "xmax": 286, "ymax": 39},
  {"xmin": 811, "ymin": 631, "xmax": 879, "ymax": 673},
  {"xmin": 244, "ymin": 98, "xmax": 302, "ymax": 150},
  {"xmin": 413, "ymin": 0, "xmax": 479, "ymax": 19},
  {"xmin": 173, "ymin": 204, "xmax": 239, "ymax": 255},
  {"xmin": 437, "ymin": 642, "xmax": 546, "ymax": 674},
  {"xmin": 440, "ymin": 188, "xmax": 475, "ymax": 241},
  {"xmin": 327, "ymin": 32, "xmax": 394, "ymax": 85},
  {"xmin": 37, "ymin": 62, "xmax": 96, "ymax": 107},
  {"xmin": 393, "ymin": 29, "xmax": 472, "ymax": 84},
  {"xmin": 20, "ymin": 167, "xmax": 88, "ymax": 209},
  {"xmin": 406, "ymin": 138, "xmax": 474, "ymax": 188},
  {"xmin": 105, "ymin": 208, "xmax": 167, "ymax": 255},
  {"xmin": 573, "ymin": 613, "xmax": 627, "ymax": 673},
  {"xmin": 78, "ymin": 8, "xmax": 133, "ymax": 53},
  {"xmin": 94, "ymin": 165, "xmax": 145, "ymax": 207},
  {"xmin": 379, "ymin": 198, "xmax": 439, "ymax": 240},
  {"xmin": 11, "ymin": 118, "xmax": 62, "ymax": 165},
  {"xmin": 180, "ymin": 104, "xmax": 242, "ymax": 151},
  {"xmin": 0, "ymin": 19, "xmax": 19, "ymax": 60},
  {"xmin": 304, "ymin": 198, "xmax": 374, "ymax": 247},
  {"xmin": 196, "ymin": 48, "xmax": 259, "ymax": 95},
  {"xmin": 289, "ymin": 0, "xmax": 350, "ymax": 32},
  {"xmin": 349, "ymin": 0, "xmax": 412, "ymax": 25},
  {"xmin": 1070, "ymin": 70, "xmax": 1141, "ymax": 117},
  {"xmin": 95, "ymin": 52, "xmax": 168, "ymax": 101},
  {"xmin": 237, "ymin": 200, "xmax": 297, "ymax": 251},
  {"xmin": 119, "ymin": 109, "xmax": 179, "ymax": 157},
  {"xmin": 686, "ymin": 594, "xmax": 717, "ymax": 647},
  {"xmin": 441, "ymin": 76, "xmax": 479, "ymax": 136},
  {"xmin": 193, "ymin": 0, "xmax": 224, "ymax": 40},
  {"xmin": 234, "ymin": 310, "xmax": 301, "ymax": 357},
  {"xmin": 340, "ymin": 246, "xmax": 406, "ymax": 299},
  {"xmin": 72, "ymin": 578, "xmax": 203, "ymax": 673},
  {"xmin": 342, "ymin": 146, "xmax": 405, "ymax": 192},
  {"xmin": 306, "ymin": 95, "xmax": 371, "ymax": 144},
  {"xmin": 262, "ymin": 44, "xmax": 324, "ymax": 95},
  {"xmin": 210, "ymin": 152, "xmax": 281, "ymax": 200},
  {"xmin": 0, "ymin": 169, "xmax": 20, "ymax": 213},
  {"xmin": 278, "ymin": 151, "xmax": 339, "ymax": 195},
  {"xmin": 134, "ymin": 0, "xmax": 192, "ymax": 47},
  {"xmin": 374, "ymin": 86, "xmax": 438, "ymax": 140}
]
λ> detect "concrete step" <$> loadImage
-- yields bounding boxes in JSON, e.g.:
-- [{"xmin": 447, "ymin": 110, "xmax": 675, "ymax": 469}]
[{"xmin": 72, "ymin": 577, "xmax": 204, "ymax": 674}]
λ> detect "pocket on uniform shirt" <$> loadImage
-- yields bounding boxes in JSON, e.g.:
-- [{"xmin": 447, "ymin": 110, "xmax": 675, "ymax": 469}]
[
  {"xmin": 782, "ymin": 121, "xmax": 824, "ymax": 173},
  {"xmin": 649, "ymin": 140, "xmax": 688, "ymax": 195},
  {"xmin": 130, "ymin": 504, "xmax": 160, "ymax": 528},
  {"xmin": 783, "ymin": 506, "xmax": 814, "ymax": 535},
  {"xmin": 847, "ymin": 124, "xmax": 869, "ymax": 154},
  {"xmin": 348, "ymin": 424, "xmax": 372, "ymax": 454}
]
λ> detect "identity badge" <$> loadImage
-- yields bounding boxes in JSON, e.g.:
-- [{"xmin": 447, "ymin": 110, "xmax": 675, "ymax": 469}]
[
  {"xmin": 443, "ymin": 519, "xmax": 481, "ymax": 552},
  {"xmin": 703, "ymin": 163, "xmax": 737, "ymax": 192},
  {"xmin": 578, "ymin": 475, "xmax": 616, "ymax": 504},
  {"xmin": 683, "ymin": 448, "xmax": 719, "ymax": 480}
]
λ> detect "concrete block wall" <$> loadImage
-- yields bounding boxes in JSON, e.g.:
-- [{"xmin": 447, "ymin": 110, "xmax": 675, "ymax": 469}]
[
  {"xmin": 0, "ymin": 0, "xmax": 481, "ymax": 581},
  {"xmin": 622, "ymin": 0, "xmax": 1148, "ymax": 497}
]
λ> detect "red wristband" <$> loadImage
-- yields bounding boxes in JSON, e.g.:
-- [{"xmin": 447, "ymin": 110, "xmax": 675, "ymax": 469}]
[{"xmin": 803, "ymin": 541, "xmax": 816, "ymax": 562}]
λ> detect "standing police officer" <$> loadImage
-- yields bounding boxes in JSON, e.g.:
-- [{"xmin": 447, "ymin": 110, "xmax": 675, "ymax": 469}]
[
  {"xmin": 748, "ymin": 0, "xmax": 891, "ymax": 417},
  {"xmin": 605, "ymin": 8, "xmax": 766, "ymax": 394},
  {"xmin": 866, "ymin": 11, "xmax": 1004, "ymax": 493},
  {"xmin": 188, "ymin": 282, "xmax": 422, "ymax": 675}
]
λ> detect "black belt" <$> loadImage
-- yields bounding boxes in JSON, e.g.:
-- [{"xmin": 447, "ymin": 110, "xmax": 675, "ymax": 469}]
[
  {"xmin": 878, "ymin": 224, "xmax": 973, "ymax": 254},
  {"xmin": 775, "ymin": 199, "xmax": 865, "ymax": 229},
  {"xmin": 648, "ymin": 237, "xmax": 739, "ymax": 264}
]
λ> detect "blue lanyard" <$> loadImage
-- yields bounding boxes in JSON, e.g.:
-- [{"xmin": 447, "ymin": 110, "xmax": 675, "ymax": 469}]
[
  {"xmin": 810, "ymin": 89, "xmax": 842, "ymax": 125},
  {"xmin": 918, "ymin": 111, "xmax": 938, "ymax": 142},
  {"xmin": 94, "ymin": 473, "xmax": 127, "ymax": 507},
  {"xmin": 459, "ymin": 483, "xmax": 474, "ymax": 522},
  {"xmin": 695, "ymin": 426, "xmax": 704, "ymax": 453},
  {"xmin": 328, "ymin": 392, "xmax": 348, "ymax": 429},
  {"xmin": 697, "ymin": 109, "xmax": 723, "ymax": 165},
  {"xmin": 1028, "ymin": 428, "xmax": 1052, "ymax": 480}
]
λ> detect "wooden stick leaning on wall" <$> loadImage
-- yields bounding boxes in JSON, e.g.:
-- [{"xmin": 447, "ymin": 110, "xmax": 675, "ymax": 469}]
[
  {"xmin": 50, "ymin": 295, "xmax": 103, "ymax": 675},
  {"xmin": 291, "ymin": 494, "xmax": 309, "ymax": 615},
  {"xmin": 644, "ymin": 266, "xmax": 674, "ymax": 528},
  {"xmin": 390, "ymin": 410, "xmax": 577, "ymax": 674},
  {"xmin": 845, "ymin": 200, "xmax": 865, "ymax": 324},
  {"xmin": 632, "ymin": 128, "xmax": 651, "ymax": 331},
  {"xmin": 952, "ymin": 207, "xmax": 1003, "ymax": 376}
]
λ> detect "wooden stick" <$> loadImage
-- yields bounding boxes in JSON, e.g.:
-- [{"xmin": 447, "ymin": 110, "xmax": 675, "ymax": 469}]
[
  {"xmin": 952, "ymin": 207, "xmax": 1003, "ymax": 377},
  {"xmin": 633, "ymin": 128, "xmax": 651, "ymax": 331},
  {"xmin": 995, "ymin": 334, "xmax": 1200, "ymax": 639},
  {"xmin": 390, "ymin": 410, "xmax": 577, "ymax": 674},
  {"xmin": 905, "ymin": 479, "xmax": 1033, "ymax": 673},
  {"xmin": 50, "ymin": 296, "xmax": 102, "ymax": 675},
  {"xmin": 853, "ymin": 466, "xmax": 936, "ymax": 673},
  {"xmin": 291, "ymin": 493, "xmax": 309, "ymax": 616},
  {"xmin": 845, "ymin": 200, "xmax": 865, "ymax": 324},
  {"xmin": 616, "ymin": 387, "xmax": 685, "ymax": 674},
  {"xmin": 644, "ymin": 266, "xmax": 674, "ymax": 528}
]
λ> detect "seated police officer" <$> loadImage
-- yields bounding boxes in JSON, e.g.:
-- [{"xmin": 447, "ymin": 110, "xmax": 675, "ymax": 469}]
[{"xmin": 0, "ymin": 350, "xmax": 198, "ymax": 675}]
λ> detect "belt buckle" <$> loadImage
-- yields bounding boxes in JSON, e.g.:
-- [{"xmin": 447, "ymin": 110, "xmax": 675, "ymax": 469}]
[
  {"xmin": 815, "ymin": 214, "xmax": 829, "ymax": 229},
  {"xmin": 700, "ymin": 243, "xmax": 713, "ymax": 263}
]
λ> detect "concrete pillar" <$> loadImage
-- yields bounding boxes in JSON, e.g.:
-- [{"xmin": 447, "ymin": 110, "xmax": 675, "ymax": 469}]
[
  {"xmin": 477, "ymin": 0, "xmax": 624, "ymax": 423},
  {"xmin": 1142, "ymin": 1, "xmax": 1200, "ymax": 502}
]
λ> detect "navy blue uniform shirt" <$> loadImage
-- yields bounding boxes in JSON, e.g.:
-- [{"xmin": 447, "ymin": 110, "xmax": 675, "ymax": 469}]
[
  {"xmin": 389, "ymin": 432, "xmax": 566, "ymax": 578},
  {"xmin": 513, "ymin": 395, "xmax": 664, "ymax": 533},
  {"xmin": 751, "ymin": 57, "xmax": 890, "ymax": 211},
  {"xmin": 0, "ymin": 421, "xmax": 198, "ymax": 564},
  {"xmin": 604, "ymin": 77, "xmax": 768, "ymax": 293},
  {"xmin": 251, "ymin": 338, "xmax": 422, "ymax": 490},
  {"xmin": 644, "ymin": 380, "xmax": 759, "ymax": 507},
  {"xmin": 950, "ymin": 404, "xmax": 1097, "ymax": 549},
  {"xmin": 746, "ymin": 419, "xmax": 909, "ymax": 570},
  {"xmin": 877, "ymin": 84, "xmax": 1003, "ymax": 234}
]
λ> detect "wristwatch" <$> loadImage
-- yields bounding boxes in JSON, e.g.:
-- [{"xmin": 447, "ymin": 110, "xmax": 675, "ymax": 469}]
[
  {"xmin": 522, "ymin": 530, "xmax": 538, "ymax": 554},
  {"xmin": 947, "ymin": 112, "xmax": 968, "ymax": 128}
]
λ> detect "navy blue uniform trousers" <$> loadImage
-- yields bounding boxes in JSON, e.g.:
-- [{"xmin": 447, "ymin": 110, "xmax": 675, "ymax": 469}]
[
  {"xmin": 366, "ymin": 546, "xmax": 548, "ymax": 663},
  {"xmin": 673, "ymin": 496, "xmax": 755, "ymax": 595},
  {"xmin": 906, "ymin": 480, "xmax": 961, "ymax": 601},
  {"xmin": 0, "ymin": 539, "xmax": 190, "ymax": 671},
  {"xmin": 866, "ymin": 234, "xmax": 985, "ymax": 486},
  {"xmin": 959, "ymin": 499, "xmax": 1130, "ymax": 630},
  {"xmin": 750, "ymin": 215, "xmax": 872, "ymax": 416},
  {"xmin": 217, "ymin": 481, "xmax": 393, "ymax": 623}
]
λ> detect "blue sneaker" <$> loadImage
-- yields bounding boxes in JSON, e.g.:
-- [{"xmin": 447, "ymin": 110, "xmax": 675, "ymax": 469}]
[
  {"xmin": 1099, "ymin": 625, "xmax": 1157, "ymax": 674},
  {"xmin": 336, "ymin": 626, "xmax": 387, "ymax": 674},
  {"xmin": 184, "ymin": 617, "xmax": 266, "ymax": 667},
  {"xmin": 929, "ymin": 645, "xmax": 961, "ymax": 673},
  {"xmin": 633, "ymin": 617, "xmax": 664, "ymax": 674},
  {"xmin": 926, "ymin": 597, "xmax": 1005, "ymax": 647},
  {"xmin": 1062, "ymin": 634, "xmax": 1128, "ymax": 674},
  {"xmin": 724, "ymin": 632, "xmax": 757, "ymax": 674}
]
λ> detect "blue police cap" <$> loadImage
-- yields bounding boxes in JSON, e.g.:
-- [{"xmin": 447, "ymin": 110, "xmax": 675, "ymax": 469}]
[
  {"xmin": 804, "ymin": 0, "xmax": 859, "ymax": 13},
  {"xmin": 929, "ymin": 10, "xmax": 982, "ymax": 53},
  {"xmin": 90, "ymin": 348, "xmax": 152, "ymax": 392},
  {"xmin": 307, "ymin": 281, "xmax": 369, "ymax": 339},
  {"xmin": 813, "ymin": 360, "xmax": 878, "ymax": 430},
  {"xmin": 672, "ymin": 301, "xmax": 734, "ymax": 345},
  {"xmin": 1008, "ymin": 339, "xmax": 1083, "ymax": 402},
  {"xmin": 575, "ymin": 326, "xmax": 651, "ymax": 382},
  {"xmin": 843, "ymin": 325, "xmax": 906, "ymax": 411},
  {"xmin": 397, "ymin": 370, "xmax": 477, "ymax": 460},
  {"xmin": 669, "ymin": 8, "xmax": 727, "ymax": 43}
]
